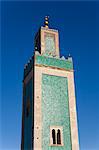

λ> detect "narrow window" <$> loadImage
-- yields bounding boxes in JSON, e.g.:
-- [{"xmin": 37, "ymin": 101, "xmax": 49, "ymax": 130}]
[
  {"xmin": 52, "ymin": 129, "xmax": 56, "ymax": 144},
  {"xmin": 26, "ymin": 98, "xmax": 30, "ymax": 117},
  {"xmin": 57, "ymin": 129, "xmax": 61, "ymax": 144},
  {"xmin": 50, "ymin": 126, "xmax": 63, "ymax": 146},
  {"xmin": 23, "ymin": 85, "xmax": 26, "ymax": 96}
]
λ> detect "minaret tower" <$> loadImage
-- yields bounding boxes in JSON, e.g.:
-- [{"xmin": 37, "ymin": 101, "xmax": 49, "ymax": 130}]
[{"xmin": 21, "ymin": 16, "xmax": 79, "ymax": 150}]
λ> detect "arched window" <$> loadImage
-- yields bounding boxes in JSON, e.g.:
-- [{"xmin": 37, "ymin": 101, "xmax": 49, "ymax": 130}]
[
  {"xmin": 57, "ymin": 129, "xmax": 61, "ymax": 144},
  {"xmin": 52, "ymin": 129, "xmax": 56, "ymax": 144},
  {"xmin": 50, "ymin": 126, "xmax": 63, "ymax": 146}
]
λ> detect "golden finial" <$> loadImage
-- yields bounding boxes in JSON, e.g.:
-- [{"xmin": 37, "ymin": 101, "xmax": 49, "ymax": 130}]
[{"xmin": 44, "ymin": 16, "xmax": 49, "ymax": 28}]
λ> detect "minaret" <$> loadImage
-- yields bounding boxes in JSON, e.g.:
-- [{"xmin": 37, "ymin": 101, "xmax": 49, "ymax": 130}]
[{"xmin": 21, "ymin": 17, "xmax": 79, "ymax": 150}]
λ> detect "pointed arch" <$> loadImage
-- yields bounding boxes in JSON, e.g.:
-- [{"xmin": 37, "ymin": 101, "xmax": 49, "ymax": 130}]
[
  {"xmin": 57, "ymin": 129, "xmax": 61, "ymax": 144},
  {"xmin": 52, "ymin": 129, "xmax": 56, "ymax": 144}
]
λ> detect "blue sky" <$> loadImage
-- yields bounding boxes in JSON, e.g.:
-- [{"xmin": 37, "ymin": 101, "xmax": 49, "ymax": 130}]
[{"xmin": 1, "ymin": 1, "xmax": 99, "ymax": 150}]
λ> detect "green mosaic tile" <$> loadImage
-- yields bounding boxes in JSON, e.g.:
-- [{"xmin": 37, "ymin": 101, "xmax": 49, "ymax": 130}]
[
  {"xmin": 42, "ymin": 74, "xmax": 72, "ymax": 150},
  {"xmin": 45, "ymin": 35, "xmax": 55, "ymax": 53},
  {"xmin": 35, "ymin": 55, "xmax": 73, "ymax": 70}
]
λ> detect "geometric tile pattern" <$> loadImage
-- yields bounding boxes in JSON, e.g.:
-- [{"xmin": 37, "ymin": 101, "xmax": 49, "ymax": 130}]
[
  {"xmin": 42, "ymin": 74, "xmax": 72, "ymax": 150},
  {"xmin": 36, "ymin": 55, "xmax": 73, "ymax": 71}
]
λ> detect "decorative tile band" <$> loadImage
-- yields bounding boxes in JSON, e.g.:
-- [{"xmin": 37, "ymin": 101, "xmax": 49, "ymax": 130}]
[{"xmin": 35, "ymin": 55, "xmax": 73, "ymax": 70}]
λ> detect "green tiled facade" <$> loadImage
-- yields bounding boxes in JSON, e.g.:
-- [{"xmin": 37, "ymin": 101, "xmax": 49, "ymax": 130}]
[
  {"xmin": 42, "ymin": 74, "xmax": 72, "ymax": 150},
  {"xmin": 35, "ymin": 55, "xmax": 73, "ymax": 70}
]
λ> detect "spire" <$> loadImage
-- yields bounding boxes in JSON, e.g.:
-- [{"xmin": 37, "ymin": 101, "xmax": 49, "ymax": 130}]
[{"xmin": 44, "ymin": 16, "xmax": 49, "ymax": 28}]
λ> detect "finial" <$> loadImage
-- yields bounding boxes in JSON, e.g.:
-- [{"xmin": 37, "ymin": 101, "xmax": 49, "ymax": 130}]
[
  {"xmin": 44, "ymin": 16, "xmax": 49, "ymax": 28},
  {"xmin": 69, "ymin": 53, "xmax": 71, "ymax": 57}
]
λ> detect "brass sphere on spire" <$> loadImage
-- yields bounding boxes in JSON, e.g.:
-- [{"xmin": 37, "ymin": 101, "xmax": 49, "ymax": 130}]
[{"xmin": 44, "ymin": 16, "xmax": 49, "ymax": 28}]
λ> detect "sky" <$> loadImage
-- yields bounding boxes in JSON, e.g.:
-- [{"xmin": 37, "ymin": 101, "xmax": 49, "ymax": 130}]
[{"xmin": 1, "ymin": 1, "xmax": 99, "ymax": 150}]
